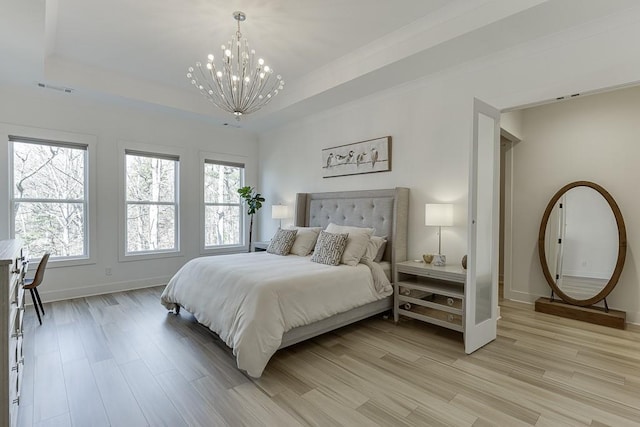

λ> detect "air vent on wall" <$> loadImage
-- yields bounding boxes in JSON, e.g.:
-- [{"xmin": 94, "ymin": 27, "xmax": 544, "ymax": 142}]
[{"xmin": 37, "ymin": 82, "xmax": 74, "ymax": 94}]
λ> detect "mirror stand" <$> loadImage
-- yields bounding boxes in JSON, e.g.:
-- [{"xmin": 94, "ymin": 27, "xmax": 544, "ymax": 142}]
[
  {"xmin": 534, "ymin": 297, "xmax": 626, "ymax": 329},
  {"xmin": 534, "ymin": 181, "xmax": 627, "ymax": 329}
]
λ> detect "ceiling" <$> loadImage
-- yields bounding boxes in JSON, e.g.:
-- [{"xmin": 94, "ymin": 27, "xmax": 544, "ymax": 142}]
[{"xmin": 2, "ymin": 0, "xmax": 639, "ymax": 131}]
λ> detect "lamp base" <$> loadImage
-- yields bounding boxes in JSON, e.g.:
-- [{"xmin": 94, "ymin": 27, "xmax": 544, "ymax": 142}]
[{"xmin": 432, "ymin": 254, "xmax": 446, "ymax": 266}]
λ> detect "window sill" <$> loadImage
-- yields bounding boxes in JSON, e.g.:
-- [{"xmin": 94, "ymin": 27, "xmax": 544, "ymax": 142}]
[
  {"xmin": 32, "ymin": 256, "xmax": 96, "ymax": 269},
  {"xmin": 119, "ymin": 250, "xmax": 184, "ymax": 263},
  {"xmin": 200, "ymin": 245, "xmax": 248, "ymax": 256}
]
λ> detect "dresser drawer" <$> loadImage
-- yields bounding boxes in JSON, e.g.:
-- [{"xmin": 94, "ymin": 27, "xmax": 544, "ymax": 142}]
[{"xmin": 9, "ymin": 305, "xmax": 24, "ymax": 342}]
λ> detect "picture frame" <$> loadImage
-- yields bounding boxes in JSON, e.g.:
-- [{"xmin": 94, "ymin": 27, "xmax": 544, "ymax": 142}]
[{"xmin": 322, "ymin": 136, "xmax": 391, "ymax": 178}]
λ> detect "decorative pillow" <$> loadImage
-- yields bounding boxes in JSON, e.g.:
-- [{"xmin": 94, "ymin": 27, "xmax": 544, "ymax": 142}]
[
  {"xmin": 325, "ymin": 223, "xmax": 374, "ymax": 266},
  {"xmin": 287, "ymin": 226, "xmax": 322, "ymax": 256},
  {"xmin": 310, "ymin": 231, "xmax": 349, "ymax": 266},
  {"xmin": 363, "ymin": 235, "xmax": 388, "ymax": 262},
  {"xmin": 266, "ymin": 228, "xmax": 298, "ymax": 256}
]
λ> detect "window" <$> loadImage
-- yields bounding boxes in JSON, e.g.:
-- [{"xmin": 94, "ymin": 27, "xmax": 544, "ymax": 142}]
[
  {"xmin": 10, "ymin": 136, "xmax": 89, "ymax": 259},
  {"xmin": 125, "ymin": 150, "xmax": 179, "ymax": 254},
  {"xmin": 203, "ymin": 160, "xmax": 244, "ymax": 248}
]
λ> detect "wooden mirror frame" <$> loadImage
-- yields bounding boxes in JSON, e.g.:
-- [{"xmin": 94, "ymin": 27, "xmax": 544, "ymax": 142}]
[{"xmin": 538, "ymin": 181, "xmax": 627, "ymax": 307}]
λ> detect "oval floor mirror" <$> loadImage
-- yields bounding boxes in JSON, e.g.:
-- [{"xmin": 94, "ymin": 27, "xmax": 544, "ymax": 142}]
[{"xmin": 535, "ymin": 181, "xmax": 627, "ymax": 328}]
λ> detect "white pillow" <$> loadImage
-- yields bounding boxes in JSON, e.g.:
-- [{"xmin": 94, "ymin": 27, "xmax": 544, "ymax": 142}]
[
  {"xmin": 287, "ymin": 226, "xmax": 322, "ymax": 256},
  {"xmin": 363, "ymin": 235, "xmax": 387, "ymax": 262},
  {"xmin": 325, "ymin": 223, "xmax": 374, "ymax": 266}
]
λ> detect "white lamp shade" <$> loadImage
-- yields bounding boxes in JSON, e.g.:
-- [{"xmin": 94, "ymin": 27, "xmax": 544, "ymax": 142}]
[
  {"xmin": 425, "ymin": 203, "xmax": 453, "ymax": 226},
  {"xmin": 271, "ymin": 204, "xmax": 288, "ymax": 219}
]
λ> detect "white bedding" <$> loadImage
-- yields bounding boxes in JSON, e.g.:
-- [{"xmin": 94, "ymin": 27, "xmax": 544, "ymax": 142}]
[{"xmin": 160, "ymin": 252, "xmax": 392, "ymax": 377}]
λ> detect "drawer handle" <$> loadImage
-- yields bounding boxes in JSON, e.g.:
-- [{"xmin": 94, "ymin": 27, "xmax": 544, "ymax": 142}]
[
  {"xmin": 11, "ymin": 364, "xmax": 18, "ymax": 372},
  {"xmin": 12, "ymin": 397, "xmax": 19, "ymax": 405},
  {"xmin": 447, "ymin": 298, "xmax": 454, "ymax": 306},
  {"xmin": 447, "ymin": 314, "xmax": 454, "ymax": 322},
  {"xmin": 11, "ymin": 331, "xmax": 23, "ymax": 339},
  {"xmin": 403, "ymin": 303, "xmax": 412, "ymax": 310}
]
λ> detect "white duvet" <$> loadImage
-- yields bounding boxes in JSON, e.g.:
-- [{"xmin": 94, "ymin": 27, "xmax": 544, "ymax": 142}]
[{"xmin": 160, "ymin": 252, "xmax": 392, "ymax": 377}]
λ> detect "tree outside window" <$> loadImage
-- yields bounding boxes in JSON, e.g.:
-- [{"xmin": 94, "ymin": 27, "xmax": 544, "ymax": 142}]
[
  {"xmin": 11, "ymin": 138, "xmax": 88, "ymax": 259},
  {"xmin": 125, "ymin": 151, "xmax": 179, "ymax": 254},
  {"xmin": 204, "ymin": 160, "xmax": 244, "ymax": 247}
]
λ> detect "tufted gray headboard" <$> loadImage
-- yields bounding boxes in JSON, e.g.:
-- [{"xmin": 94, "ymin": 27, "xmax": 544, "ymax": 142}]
[{"xmin": 294, "ymin": 188, "xmax": 409, "ymax": 275}]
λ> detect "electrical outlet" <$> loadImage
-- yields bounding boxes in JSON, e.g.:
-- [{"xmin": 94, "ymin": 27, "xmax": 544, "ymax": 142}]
[{"xmin": 105, "ymin": 267, "xmax": 112, "ymax": 276}]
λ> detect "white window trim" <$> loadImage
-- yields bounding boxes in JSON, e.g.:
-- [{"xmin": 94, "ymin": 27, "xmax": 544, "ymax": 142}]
[
  {"xmin": 118, "ymin": 140, "xmax": 184, "ymax": 262},
  {"xmin": 199, "ymin": 151, "xmax": 254, "ymax": 255},
  {"xmin": 1, "ymin": 123, "xmax": 98, "ymax": 268}
]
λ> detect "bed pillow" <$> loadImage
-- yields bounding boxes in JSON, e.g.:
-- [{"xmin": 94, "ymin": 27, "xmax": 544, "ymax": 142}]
[
  {"xmin": 363, "ymin": 235, "xmax": 388, "ymax": 262},
  {"xmin": 374, "ymin": 239, "xmax": 388, "ymax": 262},
  {"xmin": 325, "ymin": 223, "xmax": 374, "ymax": 266},
  {"xmin": 287, "ymin": 226, "xmax": 322, "ymax": 256},
  {"xmin": 310, "ymin": 231, "xmax": 349, "ymax": 266},
  {"xmin": 266, "ymin": 228, "xmax": 298, "ymax": 256}
]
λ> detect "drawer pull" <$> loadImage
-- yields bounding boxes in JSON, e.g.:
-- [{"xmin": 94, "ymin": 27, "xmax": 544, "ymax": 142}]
[
  {"xmin": 11, "ymin": 364, "xmax": 18, "ymax": 372},
  {"xmin": 447, "ymin": 298, "xmax": 454, "ymax": 306},
  {"xmin": 12, "ymin": 397, "xmax": 19, "ymax": 405},
  {"xmin": 11, "ymin": 331, "xmax": 23, "ymax": 339},
  {"xmin": 403, "ymin": 303, "xmax": 412, "ymax": 310},
  {"xmin": 447, "ymin": 314, "xmax": 454, "ymax": 322}
]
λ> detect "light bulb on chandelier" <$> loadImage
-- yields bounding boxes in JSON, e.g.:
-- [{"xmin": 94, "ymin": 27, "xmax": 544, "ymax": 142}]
[{"xmin": 187, "ymin": 11, "xmax": 284, "ymax": 120}]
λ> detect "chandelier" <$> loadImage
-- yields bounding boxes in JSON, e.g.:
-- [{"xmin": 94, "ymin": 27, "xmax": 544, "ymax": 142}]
[{"xmin": 187, "ymin": 11, "xmax": 284, "ymax": 120}]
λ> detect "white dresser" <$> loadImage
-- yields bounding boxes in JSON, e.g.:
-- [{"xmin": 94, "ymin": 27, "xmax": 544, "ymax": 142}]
[{"xmin": 0, "ymin": 239, "xmax": 26, "ymax": 427}]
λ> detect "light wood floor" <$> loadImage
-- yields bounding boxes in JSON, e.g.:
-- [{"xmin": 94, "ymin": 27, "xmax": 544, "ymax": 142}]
[{"xmin": 17, "ymin": 286, "xmax": 640, "ymax": 426}]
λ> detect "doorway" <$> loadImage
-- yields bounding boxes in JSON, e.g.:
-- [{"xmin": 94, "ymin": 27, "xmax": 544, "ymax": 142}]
[{"xmin": 499, "ymin": 129, "xmax": 520, "ymax": 304}]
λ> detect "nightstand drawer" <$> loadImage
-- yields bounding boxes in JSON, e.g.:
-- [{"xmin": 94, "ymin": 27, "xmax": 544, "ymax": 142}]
[
  {"xmin": 398, "ymin": 305, "xmax": 463, "ymax": 331},
  {"xmin": 398, "ymin": 290, "xmax": 463, "ymax": 313}
]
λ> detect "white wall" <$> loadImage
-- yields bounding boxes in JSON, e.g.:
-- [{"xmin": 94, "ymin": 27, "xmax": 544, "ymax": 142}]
[
  {"xmin": 257, "ymin": 10, "xmax": 640, "ymax": 321},
  {"xmin": 0, "ymin": 85, "xmax": 258, "ymax": 301},
  {"xmin": 509, "ymin": 85, "xmax": 640, "ymax": 322}
]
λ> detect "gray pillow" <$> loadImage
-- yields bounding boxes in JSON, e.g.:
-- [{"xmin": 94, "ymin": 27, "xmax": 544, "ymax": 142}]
[
  {"xmin": 267, "ymin": 228, "xmax": 298, "ymax": 256},
  {"xmin": 310, "ymin": 231, "xmax": 349, "ymax": 266}
]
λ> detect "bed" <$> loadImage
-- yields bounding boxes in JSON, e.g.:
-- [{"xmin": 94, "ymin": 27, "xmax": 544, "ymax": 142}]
[{"xmin": 161, "ymin": 187, "xmax": 409, "ymax": 377}]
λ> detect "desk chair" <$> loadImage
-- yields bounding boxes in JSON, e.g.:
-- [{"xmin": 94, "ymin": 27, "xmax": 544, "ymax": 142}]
[{"xmin": 23, "ymin": 253, "xmax": 49, "ymax": 325}]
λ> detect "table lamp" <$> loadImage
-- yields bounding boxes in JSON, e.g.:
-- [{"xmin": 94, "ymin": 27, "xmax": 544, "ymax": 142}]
[
  {"xmin": 271, "ymin": 204, "xmax": 288, "ymax": 229},
  {"xmin": 425, "ymin": 203, "xmax": 453, "ymax": 266}
]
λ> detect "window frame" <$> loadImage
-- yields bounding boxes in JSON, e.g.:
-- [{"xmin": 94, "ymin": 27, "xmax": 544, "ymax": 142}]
[
  {"xmin": 200, "ymin": 152, "xmax": 250, "ymax": 255},
  {"xmin": 119, "ymin": 141, "xmax": 184, "ymax": 261},
  {"xmin": 1, "ymin": 124, "xmax": 97, "ymax": 268}
]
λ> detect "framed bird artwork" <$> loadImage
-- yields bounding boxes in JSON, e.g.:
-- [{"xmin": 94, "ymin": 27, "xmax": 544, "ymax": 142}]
[{"xmin": 321, "ymin": 136, "xmax": 391, "ymax": 178}]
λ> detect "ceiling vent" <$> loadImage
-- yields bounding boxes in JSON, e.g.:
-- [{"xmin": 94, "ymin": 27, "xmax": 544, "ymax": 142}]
[{"xmin": 37, "ymin": 82, "xmax": 74, "ymax": 93}]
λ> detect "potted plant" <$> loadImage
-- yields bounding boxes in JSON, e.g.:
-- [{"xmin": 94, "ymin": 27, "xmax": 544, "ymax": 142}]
[{"xmin": 238, "ymin": 186, "xmax": 265, "ymax": 252}]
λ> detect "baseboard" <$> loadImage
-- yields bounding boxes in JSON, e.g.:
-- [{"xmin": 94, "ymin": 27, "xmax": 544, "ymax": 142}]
[
  {"xmin": 504, "ymin": 289, "xmax": 540, "ymax": 304},
  {"xmin": 35, "ymin": 276, "xmax": 171, "ymax": 304}
]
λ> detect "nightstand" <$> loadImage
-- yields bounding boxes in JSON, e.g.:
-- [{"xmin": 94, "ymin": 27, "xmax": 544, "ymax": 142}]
[
  {"xmin": 251, "ymin": 241, "xmax": 269, "ymax": 252},
  {"xmin": 394, "ymin": 260, "xmax": 466, "ymax": 333}
]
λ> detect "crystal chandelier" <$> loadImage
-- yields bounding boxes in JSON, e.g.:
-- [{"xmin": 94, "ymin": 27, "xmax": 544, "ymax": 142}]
[{"xmin": 187, "ymin": 11, "xmax": 284, "ymax": 120}]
